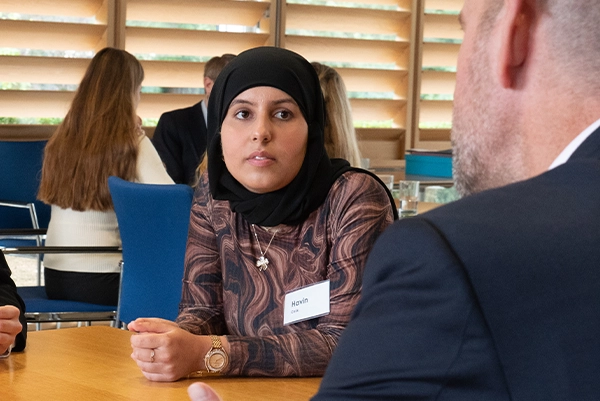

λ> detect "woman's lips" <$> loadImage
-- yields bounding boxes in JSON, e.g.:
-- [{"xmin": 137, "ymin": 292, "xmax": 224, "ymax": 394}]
[{"xmin": 247, "ymin": 151, "xmax": 275, "ymax": 166}]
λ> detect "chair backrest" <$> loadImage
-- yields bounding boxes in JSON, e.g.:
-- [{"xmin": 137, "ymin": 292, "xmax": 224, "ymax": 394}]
[
  {"xmin": 0, "ymin": 140, "xmax": 51, "ymax": 229},
  {"xmin": 108, "ymin": 176, "xmax": 194, "ymax": 326}
]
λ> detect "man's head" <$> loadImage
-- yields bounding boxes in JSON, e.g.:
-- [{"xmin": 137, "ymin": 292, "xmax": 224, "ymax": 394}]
[
  {"xmin": 203, "ymin": 54, "xmax": 236, "ymax": 104},
  {"xmin": 452, "ymin": 0, "xmax": 600, "ymax": 196}
]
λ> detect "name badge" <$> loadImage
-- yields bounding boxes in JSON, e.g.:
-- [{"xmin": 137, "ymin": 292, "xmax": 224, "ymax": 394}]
[{"xmin": 283, "ymin": 280, "xmax": 330, "ymax": 326}]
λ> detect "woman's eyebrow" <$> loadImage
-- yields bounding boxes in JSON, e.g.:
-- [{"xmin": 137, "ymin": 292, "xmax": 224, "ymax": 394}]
[
  {"xmin": 229, "ymin": 97, "xmax": 297, "ymax": 107},
  {"xmin": 229, "ymin": 98, "xmax": 253, "ymax": 107},
  {"xmin": 272, "ymin": 98, "xmax": 296, "ymax": 106}
]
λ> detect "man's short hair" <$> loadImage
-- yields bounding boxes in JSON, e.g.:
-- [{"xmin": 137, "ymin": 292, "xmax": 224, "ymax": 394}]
[{"xmin": 204, "ymin": 54, "xmax": 236, "ymax": 81}]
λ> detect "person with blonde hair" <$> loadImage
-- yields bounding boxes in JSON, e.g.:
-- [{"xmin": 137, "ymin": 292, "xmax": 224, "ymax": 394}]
[
  {"xmin": 38, "ymin": 47, "xmax": 173, "ymax": 306},
  {"xmin": 311, "ymin": 62, "xmax": 362, "ymax": 167}
]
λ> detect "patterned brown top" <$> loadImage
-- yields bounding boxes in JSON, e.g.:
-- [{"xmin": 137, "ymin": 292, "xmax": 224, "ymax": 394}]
[{"xmin": 177, "ymin": 171, "xmax": 394, "ymax": 376}]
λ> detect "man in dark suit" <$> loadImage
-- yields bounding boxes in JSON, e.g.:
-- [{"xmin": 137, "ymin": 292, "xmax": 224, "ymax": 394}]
[
  {"xmin": 0, "ymin": 252, "xmax": 26, "ymax": 358},
  {"xmin": 186, "ymin": 0, "xmax": 600, "ymax": 399},
  {"xmin": 152, "ymin": 54, "xmax": 235, "ymax": 185},
  {"xmin": 312, "ymin": 0, "xmax": 600, "ymax": 399}
]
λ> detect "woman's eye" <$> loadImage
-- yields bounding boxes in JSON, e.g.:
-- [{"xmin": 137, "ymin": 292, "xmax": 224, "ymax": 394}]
[
  {"xmin": 234, "ymin": 110, "xmax": 250, "ymax": 119},
  {"xmin": 275, "ymin": 110, "xmax": 291, "ymax": 120}
]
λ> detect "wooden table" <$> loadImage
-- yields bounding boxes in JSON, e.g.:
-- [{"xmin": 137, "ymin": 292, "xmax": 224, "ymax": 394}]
[
  {"xmin": 418, "ymin": 201, "xmax": 442, "ymax": 214},
  {"xmin": 0, "ymin": 326, "xmax": 321, "ymax": 401}
]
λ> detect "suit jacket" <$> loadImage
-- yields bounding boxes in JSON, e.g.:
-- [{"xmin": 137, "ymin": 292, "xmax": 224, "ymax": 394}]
[
  {"xmin": 0, "ymin": 252, "xmax": 27, "ymax": 352},
  {"xmin": 314, "ymin": 128, "xmax": 600, "ymax": 400},
  {"xmin": 152, "ymin": 101, "xmax": 207, "ymax": 185}
]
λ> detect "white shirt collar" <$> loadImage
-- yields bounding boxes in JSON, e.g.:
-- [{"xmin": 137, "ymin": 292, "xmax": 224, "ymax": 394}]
[
  {"xmin": 201, "ymin": 99, "xmax": 208, "ymax": 127},
  {"xmin": 548, "ymin": 118, "xmax": 600, "ymax": 170}
]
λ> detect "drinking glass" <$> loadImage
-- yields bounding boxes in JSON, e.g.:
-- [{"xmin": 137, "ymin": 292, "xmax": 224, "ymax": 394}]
[
  {"xmin": 376, "ymin": 174, "xmax": 395, "ymax": 190},
  {"xmin": 398, "ymin": 180, "xmax": 420, "ymax": 218}
]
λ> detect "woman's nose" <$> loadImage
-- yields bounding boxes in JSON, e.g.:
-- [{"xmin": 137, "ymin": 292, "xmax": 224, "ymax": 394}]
[{"xmin": 252, "ymin": 115, "xmax": 272, "ymax": 142}]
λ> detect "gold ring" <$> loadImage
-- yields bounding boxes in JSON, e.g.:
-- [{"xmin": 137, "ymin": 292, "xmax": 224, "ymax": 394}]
[{"xmin": 150, "ymin": 349, "xmax": 155, "ymax": 363}]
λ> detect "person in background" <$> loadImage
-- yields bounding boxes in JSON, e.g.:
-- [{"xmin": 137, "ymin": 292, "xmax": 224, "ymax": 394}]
[
  {"xmin": 38, "ymin": 48, "xmax": 173, "ymax": 306},
  {"xmin": 152, "ymin": 54, "xmax": 236, "ymax": 185},
  {"xmin": 186, "ymin": 0, "xmax": 600, "ymax": 399},
  {"xmin": 128, "ymin": 46, "xmax": 396, "ymax": 381},
  {"xmin": 311, "ymin": 62, "xmax": 362, "ymax": 168},
  {"xmin": 0, "ymin": 252, "xmax": 26, "ymax": 358}
]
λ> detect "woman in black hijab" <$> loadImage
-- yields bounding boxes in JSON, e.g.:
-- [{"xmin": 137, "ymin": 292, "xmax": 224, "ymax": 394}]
[{"xmin": 129, "ymin": 47, "xmax": 395, "ymax": 381}]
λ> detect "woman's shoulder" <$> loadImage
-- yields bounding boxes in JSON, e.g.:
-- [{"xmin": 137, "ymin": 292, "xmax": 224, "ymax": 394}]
[
  {"xmin": 193, "ymin": 172, "xmax": 211, "ymax": 201},
  {"xmin": 332, "ymin": 169, "xmax": 388, "ymax": 195},
  {"xmin": 317, "ymin": 169, "xmax": 395, "ymax": 228},
  {"xmin": 193, "ymin": 173, "xmax": 229, "ymax": 210},
  {"xmin": 325, "ymin": 169, "xmax": 392, "ymax": 210},
  {"xmin": 137, "ymin": 133, "xmax": 151, "ymax": 147}
]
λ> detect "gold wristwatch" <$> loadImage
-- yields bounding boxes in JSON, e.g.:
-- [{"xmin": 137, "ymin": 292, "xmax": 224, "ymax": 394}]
[{"xmin": 204, "ymin": 335, "xmax": 228, "ymax": 373}]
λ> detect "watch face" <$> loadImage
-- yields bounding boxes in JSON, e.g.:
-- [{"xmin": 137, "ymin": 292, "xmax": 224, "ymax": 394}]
[
  {"xmin": 206, "ymin": 348, "xmax": 228, "ymax": 372},
  {"xmin": 209, "ymin": 352, "xmax": 226, "ymax": 370}
]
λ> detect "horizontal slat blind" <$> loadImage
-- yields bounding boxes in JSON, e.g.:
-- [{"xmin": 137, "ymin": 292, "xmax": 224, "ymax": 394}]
[
  {"xmin": 124, "ymin": 0, "xmax": 272, "ymax": 122},
  {"xmin": 284, "ymin": 0, "xmax": 413, "ymax": 163},
  {"xmin": 1, "ymin": 0, "xmax": 468, "ymax": 168},
  {"xmin": 0, "ymin": 0, "xmax": 111, "ymax": 127},
  {"xmin": 413, "ymin": 0, "xmax": 463, "ymax": 150}
]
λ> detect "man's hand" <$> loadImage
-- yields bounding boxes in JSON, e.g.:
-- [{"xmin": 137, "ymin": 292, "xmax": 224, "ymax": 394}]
[
  {"xmin": 0, "ymin": 305, "xmax": 22, "ymax": 355},
  {"xmin": 188, "ymin": 382, "xmax": 223, "ymax": 401}
]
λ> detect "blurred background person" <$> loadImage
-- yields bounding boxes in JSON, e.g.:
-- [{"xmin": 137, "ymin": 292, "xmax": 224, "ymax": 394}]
[
  {"xmin": 152, "ymin": 54, "xmax": 236, "ymax": 185},
  {"xmin": 38, "ymin": 47, "xmax": 173, "ymax": 306},
  {"xmin": 311, "ymin": 62, "xmax": 362, "ymax": 168}
]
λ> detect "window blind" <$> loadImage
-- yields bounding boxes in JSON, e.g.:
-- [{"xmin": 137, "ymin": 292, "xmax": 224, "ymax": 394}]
[
  {"xmin": 0, "ymin": 0, "xmax": 465, "ymax": 165},
  {"xmin": 284, "ymin": 0, "xmax": 414, "ymax": 162},
  {"xmin": 124, "ymin": 0, "xmax": 273, "ymax": 124},
  {"xmin": 0, "ymin": 0, "xmax": 114, "ymax": 131},
  {"xmin": 412, "ymin": 0, "xmax": 463, "ymax": 150}
]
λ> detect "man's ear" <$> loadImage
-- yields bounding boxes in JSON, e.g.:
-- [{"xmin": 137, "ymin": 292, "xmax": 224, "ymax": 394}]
[
  {"xmin": 497, "ymin": 0, "xmax": 534, "ymax": 88},
  {"xmin": 204, "ymin": 77, "xmax": 214, "ymax": 98}
]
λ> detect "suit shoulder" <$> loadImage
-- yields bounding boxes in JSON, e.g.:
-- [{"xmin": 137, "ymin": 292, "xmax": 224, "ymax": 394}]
[{"xmin": 158, "ymin": 101, "xmax": 203, "ymax": 120}]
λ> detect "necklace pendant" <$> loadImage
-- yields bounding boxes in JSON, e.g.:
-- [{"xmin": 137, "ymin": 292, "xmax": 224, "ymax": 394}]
[{"xmin": 256, "ymin": 255, "xmax": 269, "ymax": 271}]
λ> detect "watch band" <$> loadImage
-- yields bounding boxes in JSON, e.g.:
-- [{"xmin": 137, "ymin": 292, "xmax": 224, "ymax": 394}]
[{"xmin": 203, "ymin": 335, "xmax": 228, "ymax": 373}]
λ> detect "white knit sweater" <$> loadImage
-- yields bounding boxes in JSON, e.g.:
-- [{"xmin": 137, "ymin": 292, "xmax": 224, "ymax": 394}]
[{"xmin": 43, "ymin": 136, "xmax": 174, "ymax": 273}]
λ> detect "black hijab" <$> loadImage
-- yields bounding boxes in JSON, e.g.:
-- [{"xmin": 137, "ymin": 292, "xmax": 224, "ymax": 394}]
[{"xmin": 206, "ymin": 47, "xmax": 351, "ymax": 226}]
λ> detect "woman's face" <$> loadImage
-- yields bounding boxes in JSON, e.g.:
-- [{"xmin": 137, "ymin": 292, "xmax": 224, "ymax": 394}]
[{"xmin": 220, "ymin": 86, "xmax": 308, "ymax": 194}]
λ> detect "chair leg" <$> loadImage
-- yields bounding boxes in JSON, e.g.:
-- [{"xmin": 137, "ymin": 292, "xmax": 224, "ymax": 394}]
[
  {"xmin": 27, "ymin": 202, "xmax": 44, "ymax": 286},
  {"xmin": 36, "ymin": 257, "xmax": 42, "ymax": 286}
]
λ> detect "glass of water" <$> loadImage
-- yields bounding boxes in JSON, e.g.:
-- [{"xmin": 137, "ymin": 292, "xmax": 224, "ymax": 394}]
[
  {"xmin": 398, "ymin": 180, "xmax": 420, "ymax": 218},
  {"xmin": 376, "ymin": 174, "xmax": 395, "ymax": 191}
]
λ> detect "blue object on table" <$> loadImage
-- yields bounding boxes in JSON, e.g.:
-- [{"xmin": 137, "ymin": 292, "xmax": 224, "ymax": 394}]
[
  {"xmin": 108, "ymin": 176, "xmax": 194, "ymax": 327},
  {"xmin": 405, "ymin": 151, "xmax": 453, "ymax": 178}
]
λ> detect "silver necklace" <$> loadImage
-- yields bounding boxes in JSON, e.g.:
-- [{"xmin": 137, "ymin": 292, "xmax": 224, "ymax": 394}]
[{"xmin": 250, "ymin": 224, "xmax": 279, "ymax": 272}]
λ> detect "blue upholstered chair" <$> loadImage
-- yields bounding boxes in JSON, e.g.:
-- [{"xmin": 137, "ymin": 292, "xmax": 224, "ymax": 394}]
[
  {"xmin": 0, "ymin": 140, "xmax": 51, "ymax": 285},
  {"xmin": 16, "ymin": 285, "xmax": 117, "ymax": 330},
  {"xmin": 108, "ymin": 176, "xmax": 193, "ymax": 327},
  {"xmin": 4, "ymin": 245, "xmax": 121, "ymax": 330}
]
